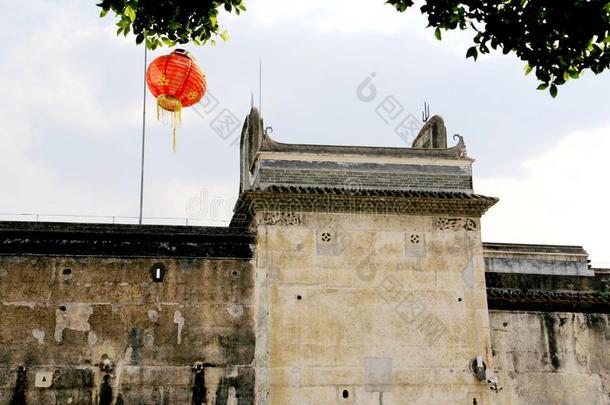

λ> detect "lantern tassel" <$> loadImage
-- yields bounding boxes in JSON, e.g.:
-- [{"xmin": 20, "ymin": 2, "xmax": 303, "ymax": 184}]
[
  {"xmin": 156, "ymin": 95, "xmax": 182, "ymax": 152},
  {"xmin": 172, "ymin": 128, "xmax": 177, "ymax": 153}
]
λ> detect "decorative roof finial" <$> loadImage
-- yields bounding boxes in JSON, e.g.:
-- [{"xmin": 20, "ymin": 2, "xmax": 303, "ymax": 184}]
[{"xmin": 422, "ymin": 101, "xmax": 430, "ymax": 123}]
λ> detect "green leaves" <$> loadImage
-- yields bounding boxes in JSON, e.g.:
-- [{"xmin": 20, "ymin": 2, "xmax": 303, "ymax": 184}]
[
  {"xmin": 466, "ymin": 46, "xmax": 478, "ymax": 61},
  {"xmin": 124, "ymin": 5, "xmax": 135, "ymax": 22},
  {"xmin": 535, "ymin": 83, "xmax": 558, "ymax": 98},
  {"xmin": 161, "ymin": 37, "xmax": 176, "ymax": 47},
  {"xmin": 387, "ymin": 0, "xmax": 610, "ymax": 98},
  {"xmin": 97, "ymin": 0, "xmax": 610, "ymax": 98},
  {"xmin": 97, "ymin": 0, "xmax": 246, "ymax": 50}
]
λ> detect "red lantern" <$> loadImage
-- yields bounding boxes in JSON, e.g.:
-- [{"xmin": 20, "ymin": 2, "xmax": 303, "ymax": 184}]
[{"xmin": 146, "ymin": 49, "xmax": 207, "ymax": 151}]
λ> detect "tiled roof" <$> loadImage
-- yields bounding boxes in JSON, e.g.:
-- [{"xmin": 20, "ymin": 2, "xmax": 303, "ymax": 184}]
[
  {"xmin": 487, "ymin": 287, "xmax": 610, "ymax": 313},
  {"xmin": 260, "ymin": 185, "xmax": 499, "ymax": 202}
]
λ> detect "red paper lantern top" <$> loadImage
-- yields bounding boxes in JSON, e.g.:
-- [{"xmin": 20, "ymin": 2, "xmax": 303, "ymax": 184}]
[{"xmin": 146, "ymin": 49, "xmax": 206, "ymax": 111}]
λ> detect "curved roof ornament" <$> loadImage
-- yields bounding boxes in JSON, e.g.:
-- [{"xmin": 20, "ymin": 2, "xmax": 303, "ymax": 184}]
[
  {"xmin": 412, "ymin": 115, "xmax": 447, "ymax": 149},
  {"xmin": 237, "ymin": 107, "xmax": 470, "ymax": 194},
  {"xmin": 453, "ymin": 134, "xmax": 467, "ymax": 158},
  {"xmin": 239, "ymin": 107, "xmax": 264, "ymax": 193}
]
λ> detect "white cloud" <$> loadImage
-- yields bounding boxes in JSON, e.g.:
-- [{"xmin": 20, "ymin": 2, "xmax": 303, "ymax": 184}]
[
  {"xmin": 478, "ymin": 127, "xmax": 610, "ymax": 267},
  {"xmin": 0, "ymin": 1, "xmax": 139, "ymax": 141},
  {"xmin": 0, "ymin": 1, "xmax": 144, "ymax": 221}
]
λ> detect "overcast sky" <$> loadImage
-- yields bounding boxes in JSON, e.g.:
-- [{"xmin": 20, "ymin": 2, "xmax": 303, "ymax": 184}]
[{"xmin": 1, "ymin": 0, "xmax": 609, "ymax": 266}]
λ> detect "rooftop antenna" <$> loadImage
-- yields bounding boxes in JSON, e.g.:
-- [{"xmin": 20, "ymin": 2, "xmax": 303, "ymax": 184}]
[
  {"xmin": 259, "ymin": 59, "xmax": 262, "ymax": 116},
  {"xmin": 250, "ymin": 92, "xmax": 254, "ymax": 109},
  {"xmin": 138, "ymin": 46, "xmax": 148, "ymax": 225},
  {"xmin": 421, "ymin": 101, "xmax": 430, "ymax": 123}
]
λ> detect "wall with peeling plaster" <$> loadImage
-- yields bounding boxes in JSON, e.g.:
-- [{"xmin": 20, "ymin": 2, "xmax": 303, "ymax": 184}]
[
  {"xmin": 490, "ymin": 311, "xmax": 610, "ymax": 404},
  {"xmin": 0, "ymin": 252, "xmax": 255, "ymax": 404}
]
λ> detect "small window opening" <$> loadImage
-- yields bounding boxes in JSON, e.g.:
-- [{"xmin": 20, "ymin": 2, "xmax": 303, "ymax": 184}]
[
  {"xmin": 150, "ymin": 263, "xmax": 167, "ymax": 283},
  {"xmin": 321, "ymin": 232, "xmax": 332, "ymax": 243}
]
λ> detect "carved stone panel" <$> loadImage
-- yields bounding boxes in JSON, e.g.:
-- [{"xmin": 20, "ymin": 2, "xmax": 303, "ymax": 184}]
[
  {"xmin": 257, "ymin": 212, "xmax": 302, "ymax": 226},
  {"xmin": 405, "ymin": 231, "xmax": 426, "ymax": 257},
  {"xmin": 436, "ymin": 217, "xmax": 477, "ymax": 232}
]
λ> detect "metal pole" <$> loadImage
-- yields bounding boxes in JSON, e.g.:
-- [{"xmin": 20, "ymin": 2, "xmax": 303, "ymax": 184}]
[
  {"xmin": 259, "ymin": 59, "xmax": 262, "ymax": 116},
  {"xmin": 138, "ymin": 46, "xmax": 148, "ymax": 225}
]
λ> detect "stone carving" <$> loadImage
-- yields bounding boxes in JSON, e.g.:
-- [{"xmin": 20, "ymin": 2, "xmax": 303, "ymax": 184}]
[
  {"xmin": 436, "ymin": 217, "xmax": 477, "ymax": 232},
  {"xmin": 453, "ymin": 134, "xmax": 468, "ymax": 158},
  {"xmin": 316, "ymin": 229, "xmax": 338, "ymax": 256},
  {"xmin": 405, "ymin": 232, "xmax": 426, "ymax": 257},
  {"xmin": 258, "ymin": 212, "xmax": 302, "ymax": 226}
]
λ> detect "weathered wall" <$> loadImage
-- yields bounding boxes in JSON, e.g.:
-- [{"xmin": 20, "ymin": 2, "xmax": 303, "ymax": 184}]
[
  {"xmin": 0, "ymin": 223, "xmax": 256, "ymax": 405},
  {"xmin": 483, "ymin": 243, "xmax": 592, "ymax": 276},
  {"xmin": 489, "ymin": 310, "xmax": 610, "ymax": 405},
  {"xmin": 253, "ymin": 212, "xmax": 495, "ymax": 405}
]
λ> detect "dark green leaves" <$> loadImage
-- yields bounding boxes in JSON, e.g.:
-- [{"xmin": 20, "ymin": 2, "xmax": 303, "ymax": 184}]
[
  {"xmin": 387, "ymin": 0, "xmax": 610, "ymax": 97},
  {"xmin": 466, "ymin": 46, "xmax": 478, "ymax": 61},
  {"xmin": 434, "ymin": 27, "xmax": 442, "ymax": 40},
  {"xmin": 97, "ymin": 0, "xmax": 246, "ymax": 50},
  {"xmin": 97, "ymin": 0, "xmax": 610, "ymax": 97}
]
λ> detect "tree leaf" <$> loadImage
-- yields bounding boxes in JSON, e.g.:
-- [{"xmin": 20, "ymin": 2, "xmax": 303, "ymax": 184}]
[
  {"xmin": 434, "ymin": 27, "xmax": 442, "ymax": 41},
  {"xmin": 124, "ymin": 5, "xmax": 136, "ymax": 22},
  {"xmin": 549, "ymin": 84, "xmax": 558, "ymax": 98},
  {"xmin": 466, "ymin": 46, "xmax": 478, "ymax": 61},
  {"xmin": 162, "ymin": 37, "xmax": 176, "ymax": 46}
]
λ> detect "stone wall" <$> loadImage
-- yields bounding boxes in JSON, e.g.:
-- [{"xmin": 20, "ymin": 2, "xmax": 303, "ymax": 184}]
[
  {"xmin": 485, "ymin": 268, "xmax": 610, "ymax": 404},
  {"xmin": 483, "ymin": 243, "xmax": 593, "ymax": 276},
  {"xmin": 253, "ymin": 212, "xmax": 495, "ymax": 405},
  {"xmin": 0, "ymin": 223, "xmax": 255, "ymax": 405},
  {"xmin": 489, "ymin": 311, "xmax": 610, "ymax": 405}
]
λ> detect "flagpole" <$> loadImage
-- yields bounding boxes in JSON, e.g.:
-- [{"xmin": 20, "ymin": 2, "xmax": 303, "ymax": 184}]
[{"xmin": 138, "ymin": 46, "xmax": 148, "ymax": 225}]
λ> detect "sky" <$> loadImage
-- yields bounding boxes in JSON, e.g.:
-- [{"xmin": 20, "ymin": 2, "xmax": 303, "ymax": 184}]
[{"xmin": 1, "ymin": 0, "xmax": 609, "ymax": 266}]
